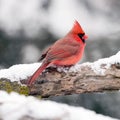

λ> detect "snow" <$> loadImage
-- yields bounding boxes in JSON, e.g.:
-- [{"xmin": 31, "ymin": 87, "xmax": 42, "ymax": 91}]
[
  {"xmin": 0, "ymin": 51, "xmax": 120, "ymax": 82},
  {"xmin": 89, "ymin": 51, "xmax": 120, "ymax": 75},
  {"xmin": 0, "ymin": 63, "xmax": 41, "ymax": 82},
  {"xmin": 0, "ymin": 91, "xmax": 118, "ymax": 120}
]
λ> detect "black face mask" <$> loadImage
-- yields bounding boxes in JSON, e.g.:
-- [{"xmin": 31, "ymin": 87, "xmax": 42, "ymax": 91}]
[{"xmin": 77, "ymin": 33, "xmax": 85, "ymax": 43}]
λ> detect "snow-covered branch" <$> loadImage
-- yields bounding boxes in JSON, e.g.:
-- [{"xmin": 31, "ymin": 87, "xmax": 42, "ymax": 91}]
[
  {"xmin": 0, "ymin": 91, "xmax": 118, "ymax": 120},
  {"xmin": 0, "ymin": 51, "xmax": 120, "ymax": 97}
]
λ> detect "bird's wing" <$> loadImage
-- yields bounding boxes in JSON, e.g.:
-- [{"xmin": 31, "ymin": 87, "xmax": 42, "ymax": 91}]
[
  {"xmin": 38, "ymin": 46, "xmax": 51, "ymax": 61},
  {"xmin": 46, "ymin": 39, "xmax": 81, "ymax": 62}
]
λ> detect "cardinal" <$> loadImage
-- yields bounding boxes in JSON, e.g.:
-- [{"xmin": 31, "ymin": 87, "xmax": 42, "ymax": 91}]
[{"xmin": 27, "ymin": 20, "xmax": 88, "ymax": 85}]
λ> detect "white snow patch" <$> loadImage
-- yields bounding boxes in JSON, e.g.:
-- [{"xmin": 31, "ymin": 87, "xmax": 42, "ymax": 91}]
[
  {"xmin": 90, "ymin": 51, "xmax": 120, "ymax": 75},
  {"xmin": 57, "ymin": 66, "xmax": 71, "ymax": 73},
  {"xmin": 0, "ymin": 63, "xmax": 41, "ymax": 82},
  {"xmin": 0, "ymin": 91, "xmax": 118, "ymax": 120}
]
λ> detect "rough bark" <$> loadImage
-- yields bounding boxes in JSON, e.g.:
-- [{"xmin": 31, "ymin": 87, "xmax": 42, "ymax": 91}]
[
  {"xmin": 27, "ymin": 63, "xmax": 120, "ymax": 97},
  {"xmin": 0, "ymin": 63, "xmax": 120, "ymax": 98}
]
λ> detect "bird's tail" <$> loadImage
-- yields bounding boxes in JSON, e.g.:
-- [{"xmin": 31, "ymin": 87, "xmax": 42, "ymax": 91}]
[{"xmin": 27, "ymin": 62, "xmax": 49, "ymax": 86}]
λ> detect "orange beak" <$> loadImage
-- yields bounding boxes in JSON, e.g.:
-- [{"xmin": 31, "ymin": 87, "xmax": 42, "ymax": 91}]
[{"xmin": 82, "ymin": 34, "xmax": 88, "ymax": 40}]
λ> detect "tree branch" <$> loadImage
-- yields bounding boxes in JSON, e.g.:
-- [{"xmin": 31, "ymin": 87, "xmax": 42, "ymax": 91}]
[
  {"xmin": 27, "ymin": 63, "xmax": 120, "ymax": 97},
  {"xmin": 0, "ymin": 52, "xmax": 120, "ymax": 97}
]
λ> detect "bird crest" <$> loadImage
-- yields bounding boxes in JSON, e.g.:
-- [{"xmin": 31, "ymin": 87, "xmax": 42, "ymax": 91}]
[{"xmin": 72, "ymin": 20, "xmax": 85, "ymax": 34}]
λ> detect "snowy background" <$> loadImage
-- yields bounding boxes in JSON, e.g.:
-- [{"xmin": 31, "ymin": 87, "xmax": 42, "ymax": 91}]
[{"xmin": 0, "ymin": 0, "xmax": 120, "ymax": 119}]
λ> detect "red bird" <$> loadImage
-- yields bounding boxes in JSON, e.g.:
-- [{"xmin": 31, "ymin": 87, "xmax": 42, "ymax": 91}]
[{"xmin": 28, "ymin": 20, "xmax": 88, "ymax": 85}]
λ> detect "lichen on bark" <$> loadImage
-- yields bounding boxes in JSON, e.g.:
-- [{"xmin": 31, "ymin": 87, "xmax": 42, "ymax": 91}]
[{"xmin": 0, "ymin": 78, "xmax": 29, "ymax": 95}]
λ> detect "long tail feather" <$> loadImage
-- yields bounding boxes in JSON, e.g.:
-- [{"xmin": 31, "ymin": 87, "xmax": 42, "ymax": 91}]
[{"xmin": 27, "ymin": 62, "xmax": 49, "ymax": 85}]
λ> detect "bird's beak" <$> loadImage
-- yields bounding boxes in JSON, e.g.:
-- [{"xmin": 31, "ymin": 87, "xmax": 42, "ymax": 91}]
[{"xmin": 82, "ymin": 35, "xmax": 88, "ymax": 40}]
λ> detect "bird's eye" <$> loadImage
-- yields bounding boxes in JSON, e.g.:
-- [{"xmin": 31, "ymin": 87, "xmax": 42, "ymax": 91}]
[
  {"xmin": 77, "ymin": 33, "xmax": 85, "ymax": 43},
  {"xmin": 77, "ymin": 33, "xmax": 84, "ymax": 39}
]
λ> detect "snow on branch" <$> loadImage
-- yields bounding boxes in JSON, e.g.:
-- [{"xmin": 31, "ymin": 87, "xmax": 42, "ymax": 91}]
[
  {"xmin": 0, "ymin": 51, "xmax": 120, "ymax": 97},
  {"xmin": 0, "ymin": 91, "xmax": 118, "ymax": 120}
]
